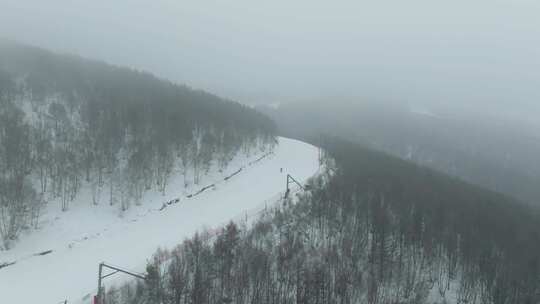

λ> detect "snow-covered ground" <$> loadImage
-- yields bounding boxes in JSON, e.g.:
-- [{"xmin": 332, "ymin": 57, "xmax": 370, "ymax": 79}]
[{"xmin": 1, "ymin": 137, "xmax": 320, "ymax": 304}]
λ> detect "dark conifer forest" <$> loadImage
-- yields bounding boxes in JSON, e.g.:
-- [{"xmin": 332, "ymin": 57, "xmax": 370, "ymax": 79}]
[
  {"xmin": 0, "ymin": 41, "xmax": 275, "ymax": 249},
  {"xmin": 107, "ymin": 137, "xmax": 540, "ymax": 304}
]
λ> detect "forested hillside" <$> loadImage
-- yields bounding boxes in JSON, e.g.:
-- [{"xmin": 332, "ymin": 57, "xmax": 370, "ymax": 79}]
[
  {"xmin": 106, "ymin": 138, "xmax": 540, "ymax": 304},
  {"xmin": 258, "ymin": 101, "xmax": 540, "ymax": 206},
  {"xmin": 0, "ymin": 41, "xmax": 275, "ymax": 249}
]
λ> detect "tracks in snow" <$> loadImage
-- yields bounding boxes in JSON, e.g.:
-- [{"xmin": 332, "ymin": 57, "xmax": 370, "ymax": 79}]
[{"xmin": 0, "ymin": 151, "xmax": 274, "ymax": 272}]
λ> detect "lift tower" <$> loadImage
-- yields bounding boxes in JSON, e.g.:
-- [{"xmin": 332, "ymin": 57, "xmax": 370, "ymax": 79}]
[
  {"xmin": 96, "ymin": 262, "xmax": 146, "ymax": 304},
  {"xmin": 284, "ymin": 174, "xmax": 306, "ymax": 199}
]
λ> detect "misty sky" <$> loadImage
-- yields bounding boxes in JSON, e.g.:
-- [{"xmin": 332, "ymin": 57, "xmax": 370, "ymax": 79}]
[{"xmin": 1, "ymin": 0, "xmax": 539, "ymax": 116}]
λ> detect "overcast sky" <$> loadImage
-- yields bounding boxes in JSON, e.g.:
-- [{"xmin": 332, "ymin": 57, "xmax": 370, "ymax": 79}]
[{"xmin": 1, "ymin": 0, "xmax": 539, "ymax": 116}]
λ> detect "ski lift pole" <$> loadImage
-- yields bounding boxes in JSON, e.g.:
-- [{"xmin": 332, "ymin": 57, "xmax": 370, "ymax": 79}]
[
  {"xmin": 287, "ymin": 174, "xmax": 305, "ymax": 191},
  {"xmin": 96, "ymin": 263, "xmax": 103, "ymax": 304},
  {"xmin": 96, "ymin": 262, "xmax": 146, "ymax": 304},
  {"xmin": 284, "ymin": 174, "xmax": 306, "ymax": 199}
]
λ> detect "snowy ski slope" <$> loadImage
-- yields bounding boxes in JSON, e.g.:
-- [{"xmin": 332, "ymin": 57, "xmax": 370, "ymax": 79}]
[{"xmin": 0, "ymin": 137, "xmax": 320, "ymax": 304}]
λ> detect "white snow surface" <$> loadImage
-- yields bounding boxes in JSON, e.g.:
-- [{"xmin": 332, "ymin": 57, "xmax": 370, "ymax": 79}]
[{"xmin": 1, "ymin": 137, "xmax": 320, "ymax": 304}]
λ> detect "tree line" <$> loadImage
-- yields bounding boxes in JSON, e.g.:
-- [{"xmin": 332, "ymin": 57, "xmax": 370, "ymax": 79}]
[
  {"xmin": 0, "ymin": 41, "xmax": 276, "ymax": 249},
  {"xmin": 107, "ymin": 137, "xmax": 540, "ymax": 304}
]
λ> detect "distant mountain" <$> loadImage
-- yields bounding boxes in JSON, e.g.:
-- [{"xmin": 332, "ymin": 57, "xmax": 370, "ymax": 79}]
[
  {"xmin": 259, "ymin": 100, "xmax": 540, "ymax": 206},
  {"xmin": 0, "ymin": 40, "xmax": 275, "ymax": 249}
]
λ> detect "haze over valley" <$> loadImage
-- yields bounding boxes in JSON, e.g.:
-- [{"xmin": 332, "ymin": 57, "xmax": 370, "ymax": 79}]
[{"xmin": 1, "ymin": 1, "xmax": 540, "ymax": 303}]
